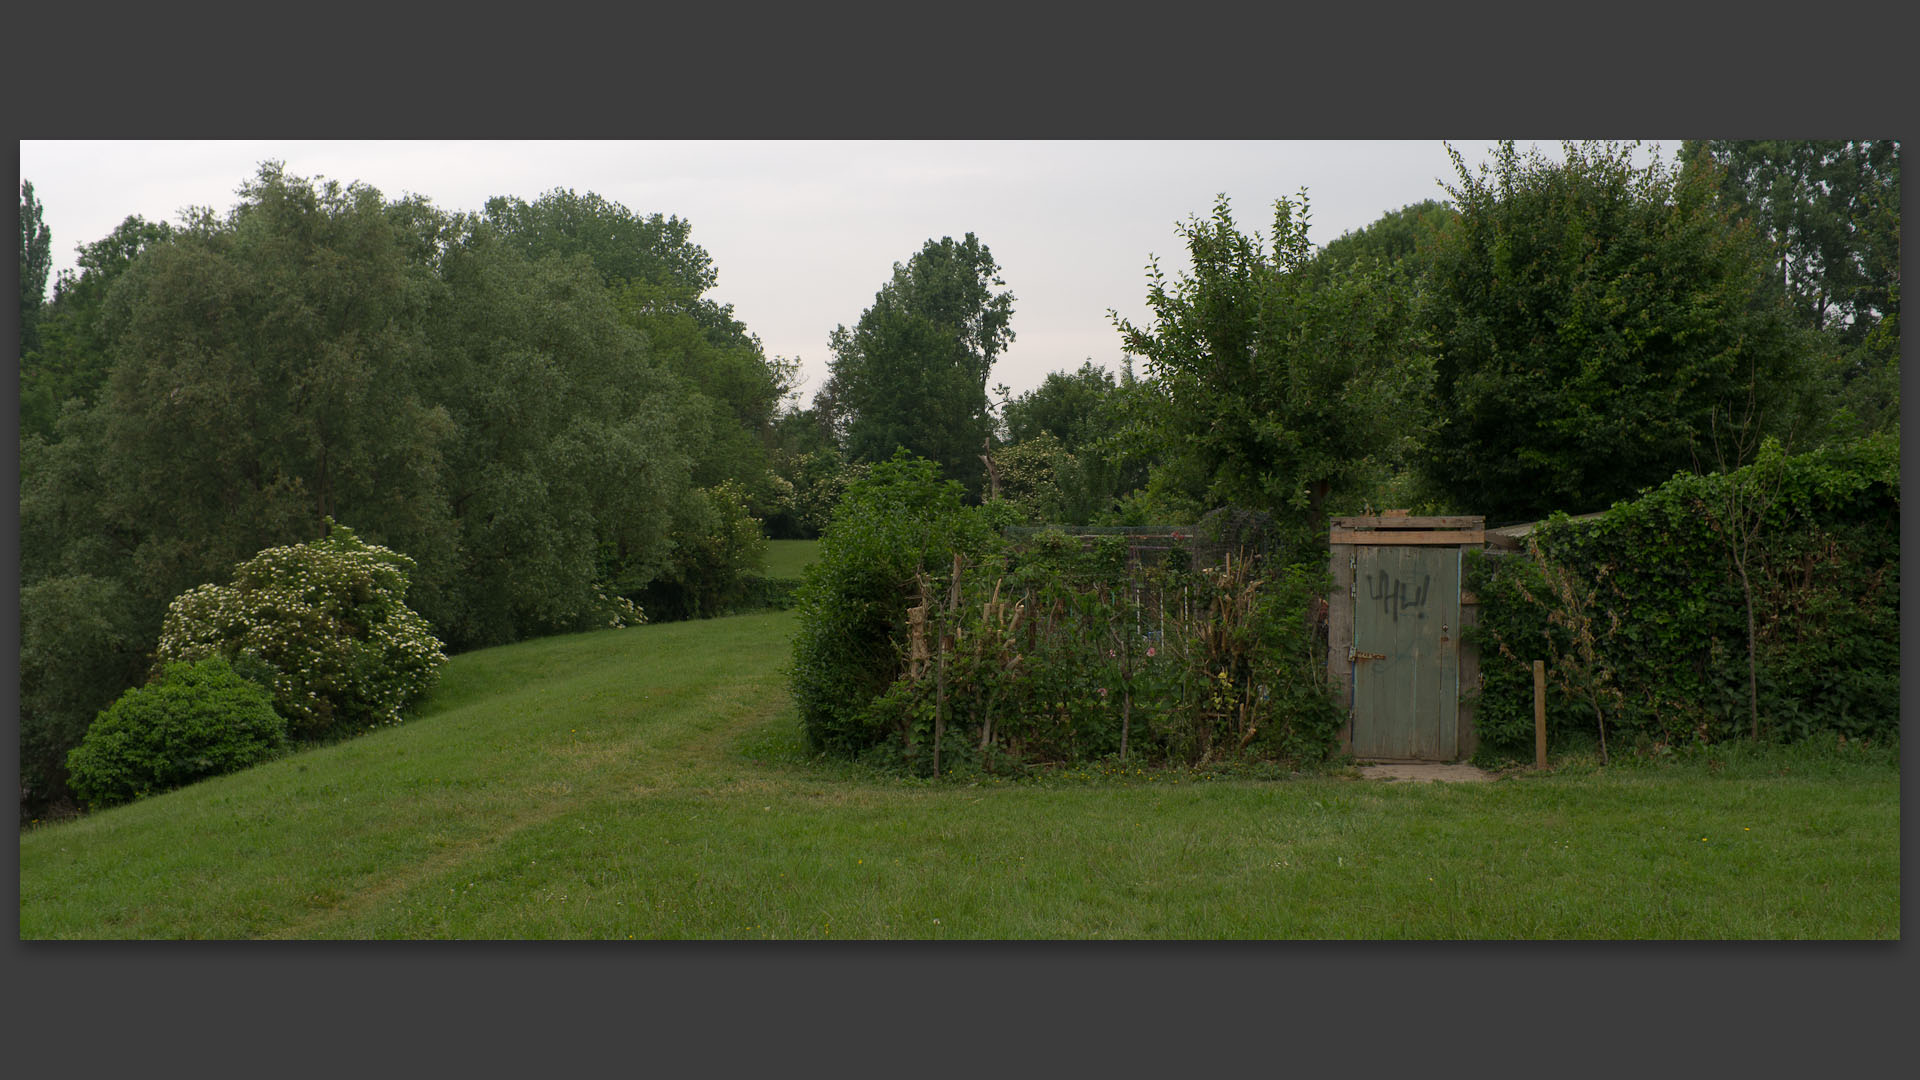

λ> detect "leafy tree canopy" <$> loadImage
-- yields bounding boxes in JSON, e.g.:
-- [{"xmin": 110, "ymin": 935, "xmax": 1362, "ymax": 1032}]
[
  {"xmin": 1115, "ymin": 192, "xmax": 1433, "ymax": 546},
  {"xmin": 1419, "ymin": 141, "xmax": 1809, "ymax": 523},
  {"xmin": 1683, "ymin": 140, "xmax": 1899, "ymax": 343},
  {"xmin": 827, "ymin": 233, "xmax": 1015, "ymax": 495},
  {"xmin": 1682, "ymin": 139, "xmax": 1901, "ymax": 440},
  {"xmin": 1002, "ymin": 361, "xmax": 1122, "ymax": 452}
]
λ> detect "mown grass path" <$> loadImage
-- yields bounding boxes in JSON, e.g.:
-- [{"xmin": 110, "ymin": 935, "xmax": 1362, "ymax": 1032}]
[{"xmin": 19, "ymin": 610, "xmax": 1900, "ymax": 939}]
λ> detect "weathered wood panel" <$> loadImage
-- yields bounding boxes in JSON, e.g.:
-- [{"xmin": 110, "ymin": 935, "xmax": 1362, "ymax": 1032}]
[
  {"xmin": 1350, "ymin": 545, "xmax": 1460, "ymax": 760},
  {"xmin": 1329, "ymin": 528, "xmax": 1486, "ymax": 546}
]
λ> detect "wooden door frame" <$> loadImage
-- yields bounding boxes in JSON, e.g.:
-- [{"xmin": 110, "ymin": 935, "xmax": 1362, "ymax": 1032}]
[{"xmin": 1327, "ymin": 515, "xmax": 1485, "ymax": 762}]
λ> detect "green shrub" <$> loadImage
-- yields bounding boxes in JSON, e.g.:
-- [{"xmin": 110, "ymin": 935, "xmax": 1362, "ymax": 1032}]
[
  {"xmin": 155, "ymin": 520, "xmax": 446, "ymax": 741},
  {"xmin": 65, "ymin": 657, "xmax": 290, "ymax": 809},
  {"xmin": 789, "ymin": 451, "xmax": 1012, "ymax": 756},
  {"xmin": 637, "ymin": 480, "xmax": 768, "ymax": 621}
]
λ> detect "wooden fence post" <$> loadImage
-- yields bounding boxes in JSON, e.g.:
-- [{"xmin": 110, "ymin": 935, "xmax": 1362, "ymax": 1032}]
[{"xmin": 1533, "ymin": 659, "xmax": 1547, "ymax": 770}]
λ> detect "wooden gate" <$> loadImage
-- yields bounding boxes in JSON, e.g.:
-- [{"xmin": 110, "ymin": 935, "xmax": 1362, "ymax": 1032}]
[{"xmin": 1327, "ymin": 515, "xmax": 1484, "ymax": 761}]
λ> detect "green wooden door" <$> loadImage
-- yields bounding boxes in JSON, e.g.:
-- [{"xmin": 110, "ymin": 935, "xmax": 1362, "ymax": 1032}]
[{"xmin": 1350, "ymin": 545, "xmax": 1461, "ymax": 760}]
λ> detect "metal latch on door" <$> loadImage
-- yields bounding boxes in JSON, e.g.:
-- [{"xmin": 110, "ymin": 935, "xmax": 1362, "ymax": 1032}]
[{"xmin": 1347, "ymin": 645, "xmax": 1386, "ymax": 662}]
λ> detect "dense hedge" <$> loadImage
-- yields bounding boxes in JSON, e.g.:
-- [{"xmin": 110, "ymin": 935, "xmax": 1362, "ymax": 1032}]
[{"xmin": 1465, "ymin": 434, "xmax": 1898, "ymax": 759}]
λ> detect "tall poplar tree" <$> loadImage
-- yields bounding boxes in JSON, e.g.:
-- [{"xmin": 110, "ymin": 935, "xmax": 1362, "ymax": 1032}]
[
  {"xmin": 19, "ymin": 180, "xmax": 53, "ymax": 357},
  {"xmin": 826, "ymin": 234, "xmax": 1014, "ymax": 495}
]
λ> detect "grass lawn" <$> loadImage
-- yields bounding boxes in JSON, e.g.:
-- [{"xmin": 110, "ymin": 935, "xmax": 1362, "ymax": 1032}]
[
  {"xmin": 18, "ymin": 610, "xmax": 1899, "ymax": 939},
  {"xmin": 762, "ymin": 539, "xmax": 819, "ymax": 580}
]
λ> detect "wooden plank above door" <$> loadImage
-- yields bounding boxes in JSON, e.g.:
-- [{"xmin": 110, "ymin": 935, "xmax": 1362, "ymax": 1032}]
[
  {"xmin": 1330, "ymin": 528, "xmax": 1485, "ymax": 546},
  {"xmin": 1331, "ymin": 515, "xmax": 1485, "ymax": 529}
]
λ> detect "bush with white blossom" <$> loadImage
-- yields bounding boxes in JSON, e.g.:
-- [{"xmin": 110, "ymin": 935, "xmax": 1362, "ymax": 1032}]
[{"xmin": 156, "ymin": 520, "xmax": 446, "ymax": 740}]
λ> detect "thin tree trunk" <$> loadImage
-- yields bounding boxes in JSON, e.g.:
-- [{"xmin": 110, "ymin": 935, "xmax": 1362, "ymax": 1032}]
[{"xmin": 1736, "ymin": 558, "xmax": 1760, "ymax": 740}]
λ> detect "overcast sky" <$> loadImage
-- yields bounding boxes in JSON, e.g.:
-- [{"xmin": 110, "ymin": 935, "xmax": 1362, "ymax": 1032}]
[{"xmin": 18, "ymin": 140, "xmax": 1674, "ymax": 401}]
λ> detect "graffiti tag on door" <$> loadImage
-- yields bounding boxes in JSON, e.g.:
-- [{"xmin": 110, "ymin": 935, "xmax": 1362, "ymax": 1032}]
[{"xmin": 1366, "ymin": 571, "xmax": 1431, "ymax": 622}]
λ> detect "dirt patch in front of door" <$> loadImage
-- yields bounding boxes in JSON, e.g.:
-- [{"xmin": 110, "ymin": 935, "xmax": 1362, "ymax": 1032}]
[{"xmin": 1357, "ymin": 762, "xmax": 1495, "ymax": 783}]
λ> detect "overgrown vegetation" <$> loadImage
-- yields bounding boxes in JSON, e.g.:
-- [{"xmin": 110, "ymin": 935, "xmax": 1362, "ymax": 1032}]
[
  {"xmin": 1465, "ymin": 434, "xmax": 1899, "ymax": 761},
  {"xmin": 17, "ymin": 168, "xmax": 794, "ymax": 815},
  {"xmin": 791, "ymin": 454, "xmax": 1342, "ymax": 773}
]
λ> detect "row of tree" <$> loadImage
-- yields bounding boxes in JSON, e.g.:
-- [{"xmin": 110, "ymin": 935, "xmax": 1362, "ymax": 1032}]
[
  {"xmin": 786, "ymin": 141, "xmax": 1896, "ymax": 560},
  {"xmin": 18, "ymin": 166, "xmax": 797, "ymax": 810}
]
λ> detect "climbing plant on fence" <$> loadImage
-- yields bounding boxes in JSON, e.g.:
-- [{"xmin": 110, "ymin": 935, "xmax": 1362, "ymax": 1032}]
[
  {"xmin": 1464, "ymin": 433, "xmax": 1899, "ymax": 759},
  {"xmin": 791, "ymin": 453, "xmax": 1343, "ymax": 774}
]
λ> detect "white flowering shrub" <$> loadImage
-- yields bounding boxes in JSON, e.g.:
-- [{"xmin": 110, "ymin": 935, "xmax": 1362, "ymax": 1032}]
[{"xmin": 156, "ymin": 520, "xmax": 447, "ymax": 740}]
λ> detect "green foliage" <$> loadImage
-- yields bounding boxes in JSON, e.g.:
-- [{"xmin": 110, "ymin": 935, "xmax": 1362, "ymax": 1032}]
[
  {"xmin": 1306, "ymin": 199, "xmax": 1457, "ymax": 290},
  {"xmin": 827, "ymin": 234, "xmax": 1015, "ymax": 496},
  {"xmin": 156, "ymin": 521, "xmax": 447, "ymax": 741},
  {"xmin": 90, "ymin": 164, "xmax": 459, "ymax": 627},
  {"xmin": 1683, "ymin": 140, "xmax": 1902, "ymax": 443},
  {"xmin": 991, "ymin": 432, "xmax": 1083, "ymax": 524},
  {"xmin": 763, "ymin": 445, "xmax": 866, "ymax": 539},
  {"xmin": 789, "ymin": 451, "xmax": 1012, "ymax": 756},
  {"xmin": 894, "ymin": 541, "xmax": 1341, "ymax": 774},
  {"xmin": 19, "ymin": 574, "xmax": 152, "ymax": 808},
  {"xmin": 999, "ymin": 362, "xmax": 1149, "ymax": 522},
  {"xmin": 1115, "ymin": 192, "xmax": 1434, "ymax": 542},
  {"xmin": 637, "ymin": 480, "xmax": 770, "ymax": 621},
  {"xmin": 1421, "ymin": 141, "xmax": 1808, "ymax": 522},
  {"xmin": 64, "ymin": 657, "xmax": 290, "ymax": 810},
  {"xmin": 1465, "ymin": 435, "xmax": 1898, "ymax": 760},
  {"xmin": 1002, "ymin": 361, "xmax": 1123, "ymax": 453},
  {"xmin": 19, "ymin": 214, "xmax": 175, "ymax": 441},
  {"xmin": 19, "ymin": 179, "xmax": 54, "ymax": 356},
  {"xmin": 420, "ymin": 208, "xmax": 697, "ymax": 647},
  {"xmin": 797, "ymin": 478, "xmax": 1343, "ymax": 775},
  {"xmin": 1683, "ymin": 140, "xmax": 1900, "ymax": 344}
]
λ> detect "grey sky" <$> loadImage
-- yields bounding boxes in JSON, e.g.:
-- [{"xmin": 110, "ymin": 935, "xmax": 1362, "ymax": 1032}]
[{"xmin": 18, "ymin": 140, "xmax": 1672, "ymax": 401}]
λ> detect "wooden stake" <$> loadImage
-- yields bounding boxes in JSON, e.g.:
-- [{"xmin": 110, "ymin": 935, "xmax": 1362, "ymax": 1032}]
[{"xmin": 1533, "ymin": 659, "xmax": 1547, "ymax": 770}]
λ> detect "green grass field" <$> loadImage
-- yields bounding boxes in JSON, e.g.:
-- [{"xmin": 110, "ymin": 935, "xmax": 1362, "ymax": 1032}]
[
  {"xmin": 18, "ymin": 610, "xmax": 1899, "ymax": 939},
  {"xmin": 762, "ymin": 539, "xmax": 819, "ymax": 580}
]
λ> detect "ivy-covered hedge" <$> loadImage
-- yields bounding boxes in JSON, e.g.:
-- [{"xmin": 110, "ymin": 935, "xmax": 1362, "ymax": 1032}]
[{"xmin": 1465, "ymin": 434, "xmax": 1898, "ymax": 759}]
